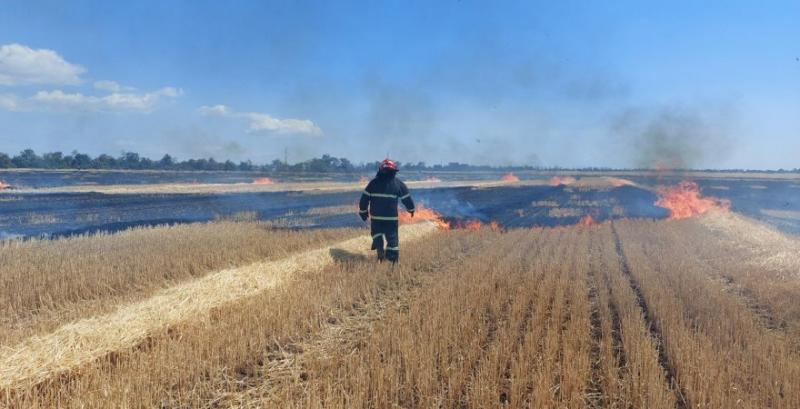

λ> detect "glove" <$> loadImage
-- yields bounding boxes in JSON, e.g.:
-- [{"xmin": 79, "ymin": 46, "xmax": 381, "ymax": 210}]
[
  {"xmin": 409, "ymin": 210, "xmax": 415, "ymax": 218},
  {"xmin": 359, "ymin": 212, "xmax": 369, "ymax": 222}
]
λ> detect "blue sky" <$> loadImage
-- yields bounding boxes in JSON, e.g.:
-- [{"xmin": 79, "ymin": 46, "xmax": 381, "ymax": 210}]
[{"xmin": 0, "ymin": 1, "xmax": 798, "ymax": 169}]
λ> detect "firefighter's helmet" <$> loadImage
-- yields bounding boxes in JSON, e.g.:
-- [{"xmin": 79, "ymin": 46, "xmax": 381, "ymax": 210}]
[{"xmin": 379, "ymin": 158, "xmax": 398, "ymax": 172}]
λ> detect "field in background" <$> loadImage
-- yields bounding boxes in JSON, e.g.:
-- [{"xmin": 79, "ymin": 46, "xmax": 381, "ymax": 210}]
[
  {"xmin": 0, "ymin": 212, "xmax": 798, "ymax": 408},
  {"xmin": 3, "ymin": 169, "xmax": 800, "ymax": 240}
]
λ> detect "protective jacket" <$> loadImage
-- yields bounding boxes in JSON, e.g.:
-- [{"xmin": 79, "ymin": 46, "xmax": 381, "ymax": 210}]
[
  {"xmin": 359, "ymin": 172, "xmax": 414, "ymax": 263},
  {"xmin": 359, "ymin": 174, "xmax": 415, "ymax": 221}
]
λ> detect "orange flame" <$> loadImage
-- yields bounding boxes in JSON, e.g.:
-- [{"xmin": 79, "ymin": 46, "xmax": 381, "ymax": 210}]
[
  {"xmin": 451, "ymin": 219, "xmax": 503, "ymax": 231},
  {"xmin": 576, "ymin": 215, "xmax": 597, "ymax": 227},
  {"xmin": 550, "ymin": 176, "xmax": 576, "ymax": 186},
  {"xmin": 461, "ymin": 220, "xmax": 482, "ymax": 230},
  {"xmin": 501, "ymin": 172, "xmax": 520, "ymax": 182},
  {"xmin": 398, "ymin": 204, "xmax": 502, "ymax": 231},
  {"xmin": 0, "ymin": 180, "xmax": 10, "ymax": 190},
  {"xmin": 655, "ymin": 180, "xmax": 730, "ymax": 220},
  {"xmin": 252, "ymin": 177, "xmax": 275, "ymax": 185},
  {"xmin": 400, "ymin": 204, "xmax": 450, "ymax": 230}
]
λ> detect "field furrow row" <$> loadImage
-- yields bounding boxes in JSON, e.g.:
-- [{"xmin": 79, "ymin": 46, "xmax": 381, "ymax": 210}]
[
  {"xmin": 616, "ymin": 219, "xmax": 800, "ymax": 408},
  {"xmin": 2, "ymin": 215, "xmax": 798, "ymax": 408}
]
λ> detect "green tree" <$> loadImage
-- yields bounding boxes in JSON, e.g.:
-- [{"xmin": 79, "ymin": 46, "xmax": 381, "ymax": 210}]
[
  {"xmin": 0, "ymin": 153, "xmax": 14, "ymax": 168},
  {"xmin": 42, "ymin": 152, "xmax": 65, "ymax": 168},
  {"xmin": 71, "ymin": 151, "xmax": 93, "ymax": 169},
  {"xmin": 12, "ymin": 149, "xmax": 41, "ymax": 168},
  {"xmin": 93, "ymin": 154, "xmax": 116, "ymax": 169},
  {"xmin": 158, "ymin": 154, "xmax": 175, "ymax": 169}
]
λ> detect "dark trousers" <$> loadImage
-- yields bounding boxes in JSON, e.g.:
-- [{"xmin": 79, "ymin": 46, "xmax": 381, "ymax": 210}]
[{"xmin": 370, "ymin": 219, "xmax": 399, "ymax": 262}]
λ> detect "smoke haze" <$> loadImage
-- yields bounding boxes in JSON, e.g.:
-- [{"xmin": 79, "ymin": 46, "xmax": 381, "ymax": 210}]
[
  {"xmin": 613, "ymin": 104, "xmax": 737, "ymax": 169},
  {"xmin": 1, "ymin": 2, "xmax": 798, "ymax": 169}
]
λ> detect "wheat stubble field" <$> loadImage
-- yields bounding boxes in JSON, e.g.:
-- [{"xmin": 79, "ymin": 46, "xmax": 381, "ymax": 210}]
[{"xmin": 1, "ymin": 212, "xmax": 799, "ymax": 408}]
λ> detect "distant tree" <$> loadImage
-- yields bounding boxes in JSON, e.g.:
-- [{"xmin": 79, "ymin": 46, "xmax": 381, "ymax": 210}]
[
  {"xmin": 338, "ymin": 157, "xmax": 354, "ymax": 172},
  {"xmin": 271, "ymin": 159, "xmax": 286, "ymax": 171},
  {"xmin": 120, "ymin": 152, "xmax": 141, "ymax": 169},
  {"xmin": 12, "ymin": 149, "xmax": 41, "ymax": 168},
  {"xmin": 158, "ymin": 154, "xmax": 175, "ymax": 169},
  {"xmin": 42, "ymin": 152, "xmax": 65, "ymax": 169},
  {"xmin": 238, "ymin": 160, "xmax": 254, "ymax": 171},
  {"xmin": 70, "ymin": 151, "xmax": 93, "ymax": 169},
  {"xmin": 0, "ymin": 153, "xmax": 13, "ymax": 168},
  {"xmin": 93, "ymin": 154, "xmax": 116, "ymax": 169}
]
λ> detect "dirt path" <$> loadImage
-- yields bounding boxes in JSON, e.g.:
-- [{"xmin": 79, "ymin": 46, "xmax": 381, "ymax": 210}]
[{"xmin": 0, "ymin": 222, "xmax": 437, "ymax": 391}]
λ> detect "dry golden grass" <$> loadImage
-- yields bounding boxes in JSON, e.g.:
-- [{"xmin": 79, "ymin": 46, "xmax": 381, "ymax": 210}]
[
  {"xmin": 616, "ymin": 218, "xmax": 800, "ymax": 408},
  {"xmin": 700, "ymin": 211, "xmax": 800, "ymax": 276},
  {"xmin": 2, "ymin": 215, "xmax": 798, "ymax": 408},
  {"xmin": 0, "ymin": 223, "xmax": 436, "ymax": 392},
  {"xmin": 0, "ymin": 221, "xmax": 361, "ymax": 346},
  {"xmin": 669, "ymin": 213, "xmax": 800, "ymax": 346}
]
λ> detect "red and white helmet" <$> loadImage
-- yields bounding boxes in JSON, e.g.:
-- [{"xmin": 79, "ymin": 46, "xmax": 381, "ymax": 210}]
[{"xmin": 379, "ymin": 158, "xmax": 398, "ymax": 172}]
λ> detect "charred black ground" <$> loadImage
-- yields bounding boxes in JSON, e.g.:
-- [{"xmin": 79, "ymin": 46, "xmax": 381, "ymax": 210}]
[{"xmin": 1, "ymin": 172, "xmax": 799, "ymax": 239}]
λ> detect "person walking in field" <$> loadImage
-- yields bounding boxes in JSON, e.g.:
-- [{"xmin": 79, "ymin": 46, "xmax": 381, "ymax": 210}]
[{"xmin": 358, "ymin": 159, "xmax": 415, "ymax": 263}]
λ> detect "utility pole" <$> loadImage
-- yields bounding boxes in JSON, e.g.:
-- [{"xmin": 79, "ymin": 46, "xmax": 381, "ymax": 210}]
[{"xmin": 284, "ymin": 147, "xmax": 288, "ymax": 166}]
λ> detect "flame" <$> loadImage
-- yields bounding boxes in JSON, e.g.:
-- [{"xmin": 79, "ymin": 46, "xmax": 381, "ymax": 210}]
[
  {"xmin": 501, "ymin": 172, "xmax": 520, "ymax": 182},
  {"xmin": 252, "ymin": 177, "xmax": 275, "ymax": 185},
  {"xmin": 461, "ymin": 220, "xmax": 482, "ymax": 230},
  {"xmin": 550, "ymin": 176, "xmax": 576, "ymax": 186},
  {"xmin": 398, "ymin": 204, "xmax": 502, "ymax": 231},
  {"xmin": 0, "ymin": 180, "xmax": 10, "ymax": 190},
  {"xmin": 576, "ymin": 215, "xmax": 597, "ymax": 227},
  {"xmin": 655, "ymin": 180, "xmax": 730, "ymax": 220},
  {"xmin": 450, "ymin": 219, "xmax": 503, "ymax": 231},
  {"xmin": 400, "ymin": 204, "xmax": 450, "ymax": 230}
]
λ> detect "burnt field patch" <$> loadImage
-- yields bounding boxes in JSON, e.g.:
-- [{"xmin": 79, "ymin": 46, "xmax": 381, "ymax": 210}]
[
  {"xmin": 0, "ymin": 185, "xmax": 666, "ymax": 239},
  {"xmin": 2, "ymin": 176, "xmax": 800, "ymax": 239}
]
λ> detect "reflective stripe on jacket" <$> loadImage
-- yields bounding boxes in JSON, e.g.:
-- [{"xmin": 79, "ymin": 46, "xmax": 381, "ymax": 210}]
[{"xmin": 359, "ymin": 175, "xmax": 414, "ymax": 220}]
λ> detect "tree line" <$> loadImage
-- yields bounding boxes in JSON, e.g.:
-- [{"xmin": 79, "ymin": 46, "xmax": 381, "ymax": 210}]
[
  {"xmin": 0, "ymin": 149, "xmax": 535, "ymax": 173},
  {"xmin": 0, "ymin": 149, "xmax": 796, "ymax": 173}
]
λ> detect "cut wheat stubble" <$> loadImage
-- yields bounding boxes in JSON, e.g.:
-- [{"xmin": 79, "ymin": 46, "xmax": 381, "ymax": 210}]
[{"xmin": 0, "ymin": 222, "xmax": 438, "ymax": 391}]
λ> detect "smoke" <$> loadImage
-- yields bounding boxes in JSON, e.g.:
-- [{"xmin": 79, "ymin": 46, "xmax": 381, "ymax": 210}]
[
  {"xmin": 221, "ymin": 141, "xmax": 245, "ymax": 157},
  {"xmin": 612, "ymin": 104, "xmax": 737, "ymax": 169},
  {"xmin": 361, "ymin": 75, "xmax": 438, "ymax": 160}
]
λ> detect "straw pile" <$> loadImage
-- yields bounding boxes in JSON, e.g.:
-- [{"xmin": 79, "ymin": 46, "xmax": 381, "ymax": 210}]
[{"xmin": 0, "ymin": 222, "xmax": 437, "ymax": 390}]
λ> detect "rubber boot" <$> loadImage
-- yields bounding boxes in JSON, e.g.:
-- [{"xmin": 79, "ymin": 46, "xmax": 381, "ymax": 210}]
[{"xmin": 376, "ymin": 246, "xmax": 385, "ymax": 262}]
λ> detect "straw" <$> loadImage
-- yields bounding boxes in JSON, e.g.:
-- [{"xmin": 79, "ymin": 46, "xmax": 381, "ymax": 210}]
[{"xmin": 0, "ymin": 222, "xmax": 437, "ymax": 390}]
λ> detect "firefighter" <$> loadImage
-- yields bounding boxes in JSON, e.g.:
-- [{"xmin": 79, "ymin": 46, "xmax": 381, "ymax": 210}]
[{"xmin": 358, "ymin": 159, "xmax": 415, "ymax": 263}]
